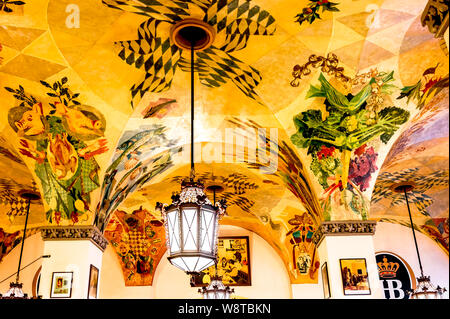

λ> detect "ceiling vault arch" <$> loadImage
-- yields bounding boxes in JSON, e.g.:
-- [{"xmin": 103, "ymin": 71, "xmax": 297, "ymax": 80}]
[{"xmin": 0, "ymin": 0, "xmax": 448, "ymax": 285}]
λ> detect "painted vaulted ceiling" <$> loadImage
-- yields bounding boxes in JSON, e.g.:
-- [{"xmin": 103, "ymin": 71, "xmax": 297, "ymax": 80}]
[{"xmin": 0, "ymin": 0, "xmax": 448, "ymax": 285}]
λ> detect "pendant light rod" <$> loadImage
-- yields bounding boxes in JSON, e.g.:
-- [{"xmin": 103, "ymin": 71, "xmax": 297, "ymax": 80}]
[
  {"xmin": 190, "ymin": 39, "xmax": 195, "ymax": 178},
  {"xmin": 403, "ymin": 187, "xmax": 424, "ymax": 277},
  {"xmin": 16, "ymin": 198, "xmax": 30, "ymax": 283}
]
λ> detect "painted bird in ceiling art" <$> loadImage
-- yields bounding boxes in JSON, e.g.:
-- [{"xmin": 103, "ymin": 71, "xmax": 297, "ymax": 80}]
[{"xmin": 54, "ymin": 102, "xmax": 104, "ymax": 137}]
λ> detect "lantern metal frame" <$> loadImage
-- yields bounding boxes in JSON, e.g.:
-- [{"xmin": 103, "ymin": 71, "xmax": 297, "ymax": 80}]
[
  {"xmin": 156, "ymin": 24, "xmax": 227, "ymax": 274},
  {"xmin": 198, "ymin": 275, "xmax": 235, "ymax": 299},
  {"xmin": 0, "ymin": 190, "xmax": 42, "ymax": 299},
  {"xmin": 158, "ymin": 180, "xmax": 226, "ymax": 273}
]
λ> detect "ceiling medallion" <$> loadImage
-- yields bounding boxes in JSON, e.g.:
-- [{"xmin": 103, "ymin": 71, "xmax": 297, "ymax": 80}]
[
  {"xmin": 390, "ymin": 181, "xmax": 416, "ymax": 193},
  {"xmin": 170, "ymin": 18, "xmax": 216, "ymax": 51}
]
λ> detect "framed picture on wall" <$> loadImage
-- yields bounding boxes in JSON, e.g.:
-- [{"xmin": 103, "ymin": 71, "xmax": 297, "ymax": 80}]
[
  {"xmin": 190, "ymin": 236, "xmax": 251, "ymax": 287},
  {"xmin": 321, "ymin": 262, "xmax": 331, "ymax": 299},
  {"xmin": 87, "ymin": 265, "xmax": 99, "ymax": 299},
  {"xmin": 339, "ymin": 258, "xmax": 371, "ymax": 295},
  {"xmin": 50, "ymin": 272, "xmax": 73, "ymax": 298}
]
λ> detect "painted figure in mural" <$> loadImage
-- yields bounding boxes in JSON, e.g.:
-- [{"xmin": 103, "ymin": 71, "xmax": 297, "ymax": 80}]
[
  {"xmin": 286, "ymin": 213, "xmax": 318, "ymax": 279},
  {"xmin": 296, "ymin": 252, "xmax": 312, "ymax": 274},
  {"xmin": 5, "ymin": 78, "xmax": 108, "ymax": 225}
]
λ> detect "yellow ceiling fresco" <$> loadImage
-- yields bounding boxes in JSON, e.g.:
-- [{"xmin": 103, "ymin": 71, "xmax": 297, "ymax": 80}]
[
  {"xmin": 0, "ymin": 0, "xmax": 448, "ymax": 284},
  {"xmin": 371, "ymin": 87, "xmax": 449, "ymax": 253}
]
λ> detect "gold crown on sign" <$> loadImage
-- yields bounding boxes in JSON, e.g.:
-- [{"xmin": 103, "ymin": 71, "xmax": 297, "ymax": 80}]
[{"xmin": 377, "ymin": 256, "xmax": 400, "ymax": 278}]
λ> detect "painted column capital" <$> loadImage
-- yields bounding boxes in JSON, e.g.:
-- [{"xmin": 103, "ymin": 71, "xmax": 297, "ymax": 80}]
[
  {"xmin": 40, "ymin": 225, "xmax": 108, "ymax": 252},
  {"xmin": 312, "ymin": 220, "xmax": 377, "ymax": 246}
]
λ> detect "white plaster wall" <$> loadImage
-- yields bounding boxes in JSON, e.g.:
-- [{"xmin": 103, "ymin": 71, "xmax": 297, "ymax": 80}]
[
  {"xmin": 39, "ymin": 240, "xmax": 103, "ymax": 299},
  {"xmin": 0, "ymin": 233, "xmax": 44, "ymax": 297},
  {"xmin": 317, "ymin": 235, "xmax": 384, "ymax": 299},
  {"xmin": 373, "ymin": 222, "xmax": 449, "ymax": 299},
  {"xmin": 291, "ymin": 284, "xmax": 323, "ymax": 299},
  {"xmin": 99, "ymin": 244, "xmax": 155, "ymax": 299},
  {"xmin": 153, "ymin": 225, "xmax": 291, "ymax": 299}
]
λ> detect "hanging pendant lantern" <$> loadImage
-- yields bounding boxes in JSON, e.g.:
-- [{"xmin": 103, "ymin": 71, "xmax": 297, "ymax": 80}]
[
  {"xmin": 198, "ymin": 262, "xmax": 234, "ymax": 299},
  {"xmin": 199, "ymin": 276, "xmax": 234, "ymax": 299},
  {"xmin": 156, "ymin": 21, "xmax": 226, "ymax": 274},
  {"xmin": 157, "ymin": 180, "xmax": 226, "ymax": 273},
  {"xmin": 391, "ymin": 182, "xmax": 447, "ymax": 299},
  {"xmin": 408, "ymin": 275, "xmax": 447, "ymax": 299},
  {"xmin": 1, "ymin": 189, "xmax": 41, "ymax": 299}
]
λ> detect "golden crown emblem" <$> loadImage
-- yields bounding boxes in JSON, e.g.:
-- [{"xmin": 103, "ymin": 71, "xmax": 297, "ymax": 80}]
[{"xmin": 377, "ymin": 256, "xmax": 400, "ymax": 278}]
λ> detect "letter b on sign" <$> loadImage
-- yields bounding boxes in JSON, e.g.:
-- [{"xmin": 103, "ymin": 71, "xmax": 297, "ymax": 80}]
[{"xmin": 383, "ymin": 279, "xmax": 405, "ymax": 299}]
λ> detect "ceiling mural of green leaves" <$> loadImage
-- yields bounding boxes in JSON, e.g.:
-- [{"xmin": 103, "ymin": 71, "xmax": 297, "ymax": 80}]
[{"xmin": 290, "ymin": 68, "xmax": 410, "ymax": 220}]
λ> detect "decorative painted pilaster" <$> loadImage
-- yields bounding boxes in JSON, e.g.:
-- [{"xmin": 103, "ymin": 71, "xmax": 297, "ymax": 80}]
[
  {"xmin": 39, "ymin": 226, "xmax": 108, "ymax": 299},
  {"xmin": 314, "ymin": 220, "xmax": 383, "ymax": 299}
]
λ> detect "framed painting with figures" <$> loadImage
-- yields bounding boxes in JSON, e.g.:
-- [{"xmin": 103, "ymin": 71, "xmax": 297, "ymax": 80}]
[
  {"xmin": 190, "ymin": 236, "xmax": 251, "ymax": 287},
  {"xmin": 340, "ymin": 258, "xmax": 371, "ymax": 295},
  {"xmin": 50, "ymin": 272, "xmax": 73, "ymax": 298}
]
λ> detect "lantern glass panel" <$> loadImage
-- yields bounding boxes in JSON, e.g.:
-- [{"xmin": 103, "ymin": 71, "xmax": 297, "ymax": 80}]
[
  {"xmin": 181, "ymin": 256, "xmax": 200, "ymax": 272},
  {"xmin": 166, "ymin": 210, "xmax": 180, "ymax": 253},
  {"xmin": 170, "ymin": 257, "xmax": 186, "ymax": 272},
  {"xmin": 182, "ymin": 208, "xmax": 198, "ymax": 251},
  {"xmin": 200, "ymin": 209, "xmax": 215, "ymax": 253}
]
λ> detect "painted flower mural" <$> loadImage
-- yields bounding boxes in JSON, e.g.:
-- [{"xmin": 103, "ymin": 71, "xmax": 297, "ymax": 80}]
[
  {"xmin": 295, "ymin": 0, "xmax": 340, "ymax": 26},
  {"xmin": 5, "ymin": 78, "xmax": 108, "ymax": 225},
  {"xmin": 290, "ymin": 68, "xmax": 410, "ymax": 220},
  {"xmin": 102, "ymin": 0, "xmax": 276, "ymax": 107}
]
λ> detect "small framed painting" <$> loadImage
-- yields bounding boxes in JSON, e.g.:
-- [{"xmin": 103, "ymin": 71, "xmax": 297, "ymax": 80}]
[
  {"xmin": 340, "ymin": 258, "xmax": 371, "ymax": 295},
  {"xmin": 321, "ymin": 262, "xmax": 331, "ymax": 299},
  {"xmin": 50, "ymin": 272, "xmax": 73, "ymax": 298},
  {"xmin": 87, "ymin": 265, "xmax": 99, "ymax": 299}
]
